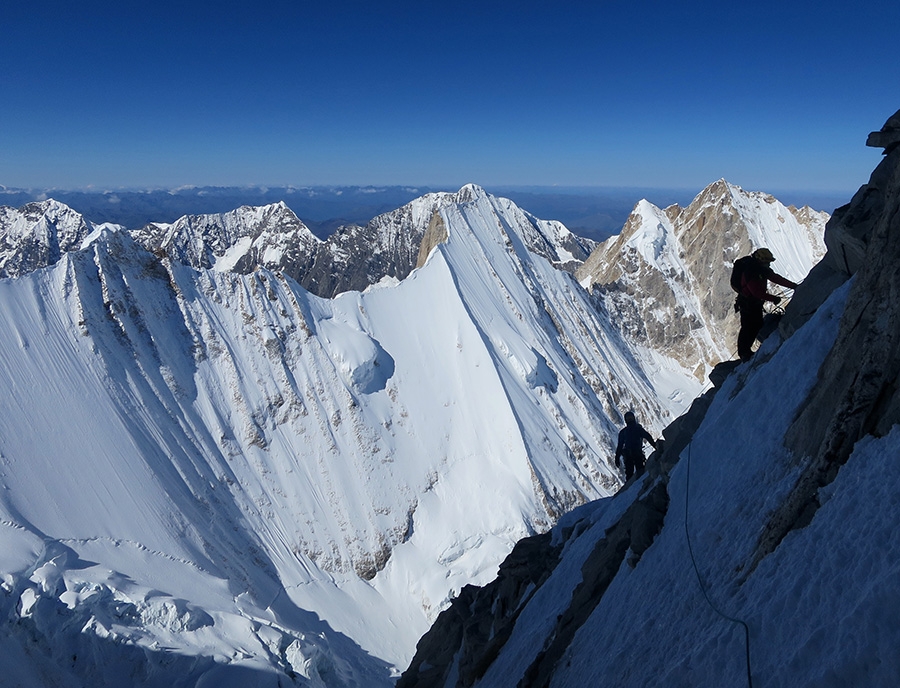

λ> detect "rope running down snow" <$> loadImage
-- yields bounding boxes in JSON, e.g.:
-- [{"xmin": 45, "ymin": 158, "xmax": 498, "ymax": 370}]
[{"xmin": 684, "ymin": 440, "xmax": 754, "ymax": 688}]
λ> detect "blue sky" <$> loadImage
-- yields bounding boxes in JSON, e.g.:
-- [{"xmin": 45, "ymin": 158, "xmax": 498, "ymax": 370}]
[{"xmin": 3, "ymin": 0, "xmax": 897, "ymax": 195}]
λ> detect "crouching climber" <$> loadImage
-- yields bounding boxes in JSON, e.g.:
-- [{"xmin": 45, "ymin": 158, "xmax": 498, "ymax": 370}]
[{"xmin": 615, "ymin": 411, "xmax": 658, "ymax": 481}]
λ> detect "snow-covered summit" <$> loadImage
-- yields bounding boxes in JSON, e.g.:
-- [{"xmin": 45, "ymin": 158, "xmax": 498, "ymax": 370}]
[
  {"xmin": 713, "ymin": 179, "xmax": 826, "ymax": 271},
  {"xmin": 298, "ymin": 184, "xmax": 595, "ymax": 298},
  {"xmin": 132, "ymin": 200, "xmax": 321, "ymax": 274}
]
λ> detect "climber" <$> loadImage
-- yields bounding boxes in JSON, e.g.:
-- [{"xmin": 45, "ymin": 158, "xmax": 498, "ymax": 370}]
[
  {"xmin": 731, "ymin": 247, "xmax": 798, "ymax": 362},
  {"xmin": 615, "ymin": 411, "xmax": 658, "ymax": 481}
]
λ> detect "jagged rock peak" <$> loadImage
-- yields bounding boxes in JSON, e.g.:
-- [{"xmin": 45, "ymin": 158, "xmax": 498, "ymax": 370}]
[{"xmin": 687, "ymin": 178, "xmax": 785, "ymax": 214}]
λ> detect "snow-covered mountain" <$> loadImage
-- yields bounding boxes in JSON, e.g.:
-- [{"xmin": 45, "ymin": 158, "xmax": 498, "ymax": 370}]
[
  {"xmin": 0, "ymin": 174, "xmax": 828, "ymax": 686},
  {"xmin": 399, "ymin": 110, "xmax": 900, "ymax": 687},
  {"xmin": 576, "ymin": 180, "xmax": 828, "ymax": 377}
]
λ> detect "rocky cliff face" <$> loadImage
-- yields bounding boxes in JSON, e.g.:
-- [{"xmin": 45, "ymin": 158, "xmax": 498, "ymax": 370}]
[
  {"xmin": 399, "ymin": 111, "xmax": 900, "ymax": 688},
  {"xmin": 576, "ymin": 181, "xmax": 828, "ymax": 378},
  {"xmin": 296, "ymin": 190, "xmax": 449, "ymax": 297}
]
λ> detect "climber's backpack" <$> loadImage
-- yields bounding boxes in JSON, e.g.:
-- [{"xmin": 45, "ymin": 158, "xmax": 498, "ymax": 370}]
[{"xmin": 730, "ymin": 256, "xmax": 755, "ymax": 294}]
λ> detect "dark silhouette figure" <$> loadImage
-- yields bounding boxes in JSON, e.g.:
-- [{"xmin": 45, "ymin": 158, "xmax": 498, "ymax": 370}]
[
  {"xmin": 732, "ymin": 247, "xmax": 798, "ymax": 362},
  {"xmin": 615, "ymin": 411, "xmax": 657, "ymax": 480}
]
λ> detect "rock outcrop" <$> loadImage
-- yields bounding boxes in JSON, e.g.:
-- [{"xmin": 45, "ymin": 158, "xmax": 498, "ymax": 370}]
[
  {"xmin": 417, "ymin": 211, "xmax": 449, "ymax": 268},
  {"xmin": 866, "ymin": 109, "xmax": 900, "ymax": 152},
  {"xmin": 298, "ymin": 191, "xmax": 448, "ymax": 296}
]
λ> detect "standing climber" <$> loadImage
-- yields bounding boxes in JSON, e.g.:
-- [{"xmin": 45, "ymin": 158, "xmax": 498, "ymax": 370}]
[
  {"xmin": 615, "ymin": 411, "xmax": 658, "ymax": 481},
  {"xmin": 731, "ymin": 247, "xmax": 798, "ymax": 362}
]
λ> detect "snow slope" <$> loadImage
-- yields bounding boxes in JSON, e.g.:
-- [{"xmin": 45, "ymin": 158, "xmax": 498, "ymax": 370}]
[{"xmin": 0, "ymin": 186, "xmax": 703, "ymax": 684}]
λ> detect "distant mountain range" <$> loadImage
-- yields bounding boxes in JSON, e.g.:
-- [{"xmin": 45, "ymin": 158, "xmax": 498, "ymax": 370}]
[{"xmin": 0, "ymin": 183, "xmax": 850, "ymax": 243}]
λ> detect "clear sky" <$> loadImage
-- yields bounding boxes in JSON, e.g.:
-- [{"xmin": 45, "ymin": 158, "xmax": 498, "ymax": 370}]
[{"xmin": 3, "ymin": 0, "xmax": 898, "ymax": 194}]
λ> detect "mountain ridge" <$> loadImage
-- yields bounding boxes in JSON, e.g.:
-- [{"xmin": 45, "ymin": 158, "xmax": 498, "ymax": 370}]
[{"xmin": 0, "ymin": 184, "xmax": 659, "ymax": 679}]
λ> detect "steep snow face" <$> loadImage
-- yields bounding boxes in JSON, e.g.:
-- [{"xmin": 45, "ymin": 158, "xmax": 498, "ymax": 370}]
[
  {"xmin": 0, "ymin": 199, "xmax": 93, "ymax": 277},
  {"xmin": 457, "ymin": 280, "xmax": 861, "ymax": 688},
  {"xmin": 0, "ymin": 188, "xmax": 687, "ymax": 684},
  {"xmin": 492, "ymin": 279, "xmax": 900, "ymax": 688},
  {"xmin": 454, "ymin": 187, "xmax": 596, "ymax": 272},
  {"xmin": 295, "ymin": 184, "xmax": 595, "ymax": 298},
  {"xmin": 576, "ymin": 180, "xmax": 828, "ymax": 377}
]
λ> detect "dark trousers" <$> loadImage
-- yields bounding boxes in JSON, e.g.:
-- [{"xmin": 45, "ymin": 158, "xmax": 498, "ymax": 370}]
[
  {"xmin": 623, "ymin": 452, "xmax": 644, "ymax": 480},
  {"xmin": 737, "ymin": 298, "xmax": 764, "ymax": 361}
]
